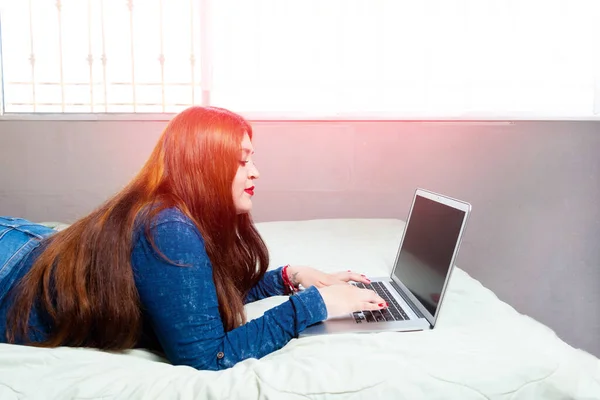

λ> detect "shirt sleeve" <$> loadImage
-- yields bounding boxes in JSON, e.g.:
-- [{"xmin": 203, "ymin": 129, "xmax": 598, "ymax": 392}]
[
  {"xmin": 244, "ymin": 267, "xmax": 287, "ymax": 304},
  {"xmin": 131, "ymin": 220, "xmax": 327, "ymax": 371}
]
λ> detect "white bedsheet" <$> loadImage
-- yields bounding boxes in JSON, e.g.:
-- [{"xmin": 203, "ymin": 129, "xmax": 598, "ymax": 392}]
[{"xmin": 1, "ymin": 218, "xmax": 598, "ymax": 399}]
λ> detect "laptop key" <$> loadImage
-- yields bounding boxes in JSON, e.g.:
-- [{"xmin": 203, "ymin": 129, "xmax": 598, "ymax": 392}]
[
  {"xmin": 372, "ymin": 310, "xmax": 386, "ymax": 322},
  {"xmin": 352, "ymin": 312, "xmax": 365, "ymax": 323},
  {"xmin": 388, "ymin": 299, "xmax": 409, "ymax": 319},
  {"xmin": 389, "ymin": 308, "xmax": 405, "ymax": 321},
  {"xmin": 380, "ymin": 308, "xmax": 395, "ymax": 321},
  {"xmin": 364, "ymin": 311, "xmax": 376, "ymax": 323},
  {"xmin": 397, "ymin": 307, "xmax": 409, "ymax": 320}
]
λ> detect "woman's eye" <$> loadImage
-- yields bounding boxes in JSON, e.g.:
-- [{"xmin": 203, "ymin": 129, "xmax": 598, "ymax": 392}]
[{"xmin": 239, "ymin": 160, "xmax": 249, "ymax": 166}]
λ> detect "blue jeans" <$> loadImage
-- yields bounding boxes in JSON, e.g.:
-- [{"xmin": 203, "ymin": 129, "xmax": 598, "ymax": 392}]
[{"xmin": 0, "ymin": 217, "xmax": 55, "ymax": 312}]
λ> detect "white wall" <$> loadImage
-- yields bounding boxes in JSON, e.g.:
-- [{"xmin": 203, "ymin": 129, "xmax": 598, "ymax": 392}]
[{"xmin": 1, "ymin": 119, "xmax": 599, "ymax": 358}]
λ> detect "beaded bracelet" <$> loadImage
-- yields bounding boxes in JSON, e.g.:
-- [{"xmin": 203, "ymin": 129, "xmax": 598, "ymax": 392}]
[{"xmin": 282, "ymin": 264, "xmax": 300, "ymax": 295}]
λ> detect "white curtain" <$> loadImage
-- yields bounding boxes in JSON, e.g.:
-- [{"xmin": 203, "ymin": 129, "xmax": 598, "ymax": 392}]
[{"xmin": 210, "ymin": 0, "xmax": 600, "ymax": 119}]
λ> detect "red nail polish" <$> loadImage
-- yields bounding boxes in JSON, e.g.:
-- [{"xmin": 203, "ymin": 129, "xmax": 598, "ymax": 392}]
[
  {"xmin": 378, "ymin": 303, "xmax": 384, "ymax": 307},
  {"xmin": 385, "ymin": 302, "xmax": 389, "ymax": 307}
]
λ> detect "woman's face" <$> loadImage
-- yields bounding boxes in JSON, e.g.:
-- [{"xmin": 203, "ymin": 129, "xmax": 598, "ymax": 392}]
[{"xmin": 232, "ymin": 133, "xmax": 260, "ymax": 214}]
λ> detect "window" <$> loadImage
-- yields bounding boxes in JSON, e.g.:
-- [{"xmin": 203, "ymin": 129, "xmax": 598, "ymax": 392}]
[
  {"xmin": 0, "ymin": 0, "xmax": 204, "ymax": 113},
  {"xmin": 1, "ymin": 0, "xmax": 599, "ymax": 118}
]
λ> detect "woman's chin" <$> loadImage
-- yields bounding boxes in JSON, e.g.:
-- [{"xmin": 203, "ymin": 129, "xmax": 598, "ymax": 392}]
[{"xmin": 235, "ymin": 200, "xmax": 253, "ymax": 215}]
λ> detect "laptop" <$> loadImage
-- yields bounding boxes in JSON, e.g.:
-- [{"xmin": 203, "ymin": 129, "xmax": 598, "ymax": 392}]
[{"xmin": 299, "ymin": 188, "xmax": 471, "ymax": 337}]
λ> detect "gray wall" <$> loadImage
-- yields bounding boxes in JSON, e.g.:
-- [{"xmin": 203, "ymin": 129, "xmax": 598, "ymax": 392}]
[{"xmin": 1, "ymin": 119, "xmax": 599, "ymax": 358}]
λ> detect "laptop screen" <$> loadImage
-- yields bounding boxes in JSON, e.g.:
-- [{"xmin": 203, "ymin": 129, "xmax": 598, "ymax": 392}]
[{"xmin": 392, "ymin": 194, "xmax": 466, "ymax": 316}]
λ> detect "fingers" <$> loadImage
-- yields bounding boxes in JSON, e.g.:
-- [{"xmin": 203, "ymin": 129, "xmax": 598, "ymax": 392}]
[
  {"xmin": 318, "ymin": 277, "xmax": 348, "ymax": 287},
  {"xmin": 355, "ymin": 273, "xmax": 371, "ymax": 284},
  {"xmin": 360, "ymin": 301, "xmax": 387, "ymax": 311},
  {"xmin": 340, "ymin": 270, "xmax": 371, "ymax": 284},
  {"xmin": 358, "ymin": 287, "xmax": 386, "ymax": 305}
]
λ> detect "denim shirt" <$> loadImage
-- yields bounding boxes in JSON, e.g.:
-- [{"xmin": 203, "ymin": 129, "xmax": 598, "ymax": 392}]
[
  {"xmin": 131, "ymin": 208, "xmax": 328, "ymax": 370},
  {"xmin": 0, "ymin": 217, "xmax": 56, "ymax": 343},
  {"xmin": 0, "ymin": 212, "xmax": 328, "ymax": 371}
]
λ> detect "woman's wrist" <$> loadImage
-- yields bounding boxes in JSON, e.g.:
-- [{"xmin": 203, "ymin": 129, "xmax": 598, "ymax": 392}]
[
  {"xmin": 282, "ymin": 265, "xmax": 301, "ymax": 294},
  {"xmin": 286, "ymin": 265, "xmax": 301, "ymax": 288}
]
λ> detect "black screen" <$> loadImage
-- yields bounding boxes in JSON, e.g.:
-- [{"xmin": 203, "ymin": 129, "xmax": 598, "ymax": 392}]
[{"xmin": 393, "ymin": 195, "xmax": 466, "ymax": 316}]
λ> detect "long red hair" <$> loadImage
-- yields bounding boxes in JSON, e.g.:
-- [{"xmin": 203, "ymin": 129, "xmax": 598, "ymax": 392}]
[{"xmin": 6, "ymin": 106, "xmax": 269, "ymax": 350}]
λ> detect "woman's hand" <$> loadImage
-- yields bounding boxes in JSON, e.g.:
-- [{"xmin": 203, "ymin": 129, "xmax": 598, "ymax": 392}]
[
  {"xmin": 286, "ymin": 265, "xmax": 371, "ymax": 289},
  {"xmin": 317, "ymin": 284, "xmax": 387, "ymax": 318}
]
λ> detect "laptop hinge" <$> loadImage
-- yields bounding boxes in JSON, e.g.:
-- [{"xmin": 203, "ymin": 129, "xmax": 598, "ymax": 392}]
[{"xmin": 390, "ymin": 280, "xmax": 425, "ymax": 319}]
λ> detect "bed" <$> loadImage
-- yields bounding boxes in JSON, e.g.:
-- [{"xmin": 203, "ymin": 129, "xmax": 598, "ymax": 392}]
[{"xmin": 0, "ymin": 218, "xmax": 598, "ymax": 399}]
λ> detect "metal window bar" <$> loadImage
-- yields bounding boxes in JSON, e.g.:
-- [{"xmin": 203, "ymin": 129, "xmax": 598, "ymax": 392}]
[
  {"xmin": 87, "ymin": 0, "xmax": 94, "ymax": 112},
  {"xmin": 0, "ymin": 0, "xmax": 206, "ymax": 114},
  {"xmin": 159, "ymin": 0, "xmax": 165, "ymax": 112},
  {"xmin": 127, "ymin": 0, "xmax": 136, "ymax": 112},
  {"xmin": 100, "ymin": 0, "xmax": 108, "ymax": 112},
  {"xmin": 190, "ymin": 0, "xmax": 196, "ymax": 105},
  {"xmin": 200, "ymin": 0, "xmax": 210, "ymax": 106},
  {"xmin": 28, "ymin": 0, "xmax": 36, "ymax": 112},
  {"xmin": 56, "ymin": 0, "xmax": 65, "ymax": 112}
]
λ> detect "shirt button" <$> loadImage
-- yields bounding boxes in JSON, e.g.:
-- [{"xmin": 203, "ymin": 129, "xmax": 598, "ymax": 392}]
[{"xmin": 216, "ymin": 352, "xmax": 224, "ymax": 359}]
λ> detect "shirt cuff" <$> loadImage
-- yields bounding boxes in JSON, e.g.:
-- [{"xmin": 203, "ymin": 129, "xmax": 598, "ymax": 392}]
[
  {"xmin": 289, "ymin": 286, "xmax": 328, "ymax": 329},
  {"xmin": 271, "ymin": 266, "xmax": 287, "ymax": 295}
]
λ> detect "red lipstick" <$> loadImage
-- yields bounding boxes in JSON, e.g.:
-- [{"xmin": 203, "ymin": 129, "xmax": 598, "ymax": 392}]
[{"xmin": 244, "ymin": 186, "xmax": 255, "ymax": 196}]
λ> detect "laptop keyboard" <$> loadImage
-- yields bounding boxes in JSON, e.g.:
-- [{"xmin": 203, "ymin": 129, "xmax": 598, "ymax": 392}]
[{"xmin": 352, "ymin": 281, "xmax": 410, "ymax": 323}]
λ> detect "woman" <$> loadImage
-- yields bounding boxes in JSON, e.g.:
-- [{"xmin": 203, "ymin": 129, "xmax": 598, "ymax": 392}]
[{"xmin": 0, "ymin": 106, "xmax": 386, "ymax": 371}]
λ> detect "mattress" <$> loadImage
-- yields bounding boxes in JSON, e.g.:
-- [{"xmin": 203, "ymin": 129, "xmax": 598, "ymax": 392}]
[{"xmin": 0, "ymin": 218, "xmax": 598, "ymax": 399}]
